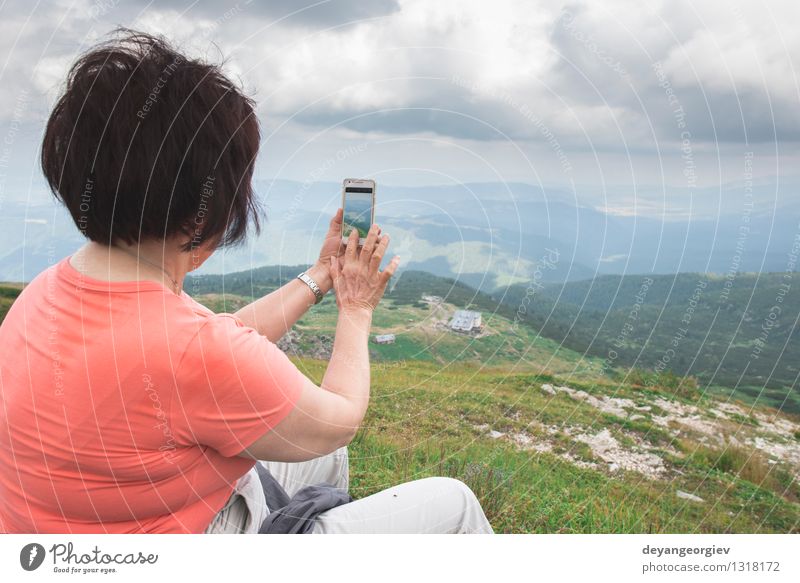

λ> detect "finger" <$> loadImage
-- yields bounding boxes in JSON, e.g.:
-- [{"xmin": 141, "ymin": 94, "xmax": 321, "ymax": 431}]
[
  {"xmin": 330, "ymin": 208, "xmax": 343, "ymax": 228},
  {"xmin": 360, "ymin": 224, "xmax": 381, "ymax": 264},
  {"xmin": 329, "ymin": 255, "xmax": 340, "ymax": 285},
  {"xmin": 345, "ymin": 227, "xmax": 359, "ymax": 262},
  {"xmin": 369, "ymin": 233, "xmax": 390, "ymax": 273},
  {"xmin": 380, "ymin": 256, "xmax": 401, "ymax": 283}
]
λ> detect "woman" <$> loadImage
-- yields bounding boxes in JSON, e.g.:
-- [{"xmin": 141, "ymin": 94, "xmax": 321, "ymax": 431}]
[{"xmin": 0, "ymin": 30, "xmax": 492, "ymax": 534}]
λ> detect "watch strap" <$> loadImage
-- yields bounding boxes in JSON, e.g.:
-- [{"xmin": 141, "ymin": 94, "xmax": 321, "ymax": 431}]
[{"xmin": 297, "ymin": 271, "xmax": 324, "ymax": 304}]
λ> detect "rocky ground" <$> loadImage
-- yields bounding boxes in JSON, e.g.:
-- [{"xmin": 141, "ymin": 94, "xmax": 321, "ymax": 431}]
[
  {"xmin": 473, "ymin": 382, "xmax": 800, "ymax": 497},
  {"xmin": 277, "ymin": 329, "xmax": 333, "ymax": 360}
]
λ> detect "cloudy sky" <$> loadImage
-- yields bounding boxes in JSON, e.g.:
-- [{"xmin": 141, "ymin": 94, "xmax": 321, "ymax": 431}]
[{"xmin": 1, "ymin": 0, "xmax": 798, "ymax": 216}]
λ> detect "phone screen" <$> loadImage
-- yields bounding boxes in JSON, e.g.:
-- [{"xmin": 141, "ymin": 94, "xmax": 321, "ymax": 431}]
[{"xmin": 342, "ymin": 186, "xmax": 374, "ymax": 239}]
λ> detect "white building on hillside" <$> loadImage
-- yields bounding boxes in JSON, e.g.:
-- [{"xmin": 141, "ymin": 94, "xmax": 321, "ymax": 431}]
[
  {"xmin": 374, "ymin": 334, "xmax": 396, "ymax": 344},
  {"xmin": 449, "ymin": 310, "xmax": 482, "ymax": 333}
]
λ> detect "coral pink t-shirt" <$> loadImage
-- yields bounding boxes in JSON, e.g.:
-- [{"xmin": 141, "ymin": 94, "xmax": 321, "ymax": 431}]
[{"xmin": 0, "ymin": 256, "xmax": 304, "ymax": 533}]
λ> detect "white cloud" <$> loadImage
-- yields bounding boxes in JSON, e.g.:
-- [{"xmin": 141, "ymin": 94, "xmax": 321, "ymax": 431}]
[{"xmin": 0, "ymin": 0, "xmax": 797, "ymax": 195}]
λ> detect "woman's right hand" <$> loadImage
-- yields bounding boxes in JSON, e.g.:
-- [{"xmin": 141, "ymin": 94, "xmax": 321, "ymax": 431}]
[{"xmin": 329, "ymin": 225, "xmax": 399, "ymax": 313}]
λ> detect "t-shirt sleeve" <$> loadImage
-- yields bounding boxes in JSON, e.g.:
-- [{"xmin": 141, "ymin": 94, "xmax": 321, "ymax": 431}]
[{"xmin": 172, "ymin": 314, "xmax": 306, "ymax": 457}]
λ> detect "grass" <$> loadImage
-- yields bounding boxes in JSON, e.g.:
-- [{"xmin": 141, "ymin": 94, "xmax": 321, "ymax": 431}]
[
  {"xmin": 0, "ymin": 284, "xmax": 23, "ymax": 321},
  {"xmin": 187, "ymin": 291, "xmax": 800, "ymax": 533},
  {"xmin": 284, "ymin": 296, "xmax": 609, "ymax": 380},
  {"xmin": 708, "ymin": 383, "xmax": 800, "ymax": 417},
  {"xmin": 686, "ymin": 444, "xmax": 799, "ymax": 504},
  {"xmin": 294, "ymin": 357, "xmax": 800, "ymax": 533}
]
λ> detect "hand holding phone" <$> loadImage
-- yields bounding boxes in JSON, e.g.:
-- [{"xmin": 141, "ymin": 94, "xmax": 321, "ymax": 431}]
[{"xmin": 341, "ymin": 178, "xmax": 376, "ymax": 245}]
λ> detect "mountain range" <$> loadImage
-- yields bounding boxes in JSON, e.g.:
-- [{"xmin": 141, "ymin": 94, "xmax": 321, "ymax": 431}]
[{"xmin": 2, "ymin": 178, "xmax": 798, "ymax": 290}]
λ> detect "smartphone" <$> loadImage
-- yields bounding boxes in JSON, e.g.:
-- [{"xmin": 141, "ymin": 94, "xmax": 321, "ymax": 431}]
[{"xmin": 341, "ymin": 178, "xmax": 376, "ymax": 245}]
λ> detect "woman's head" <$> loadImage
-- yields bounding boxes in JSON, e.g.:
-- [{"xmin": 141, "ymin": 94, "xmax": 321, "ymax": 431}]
[{"xmin": 41, "ymin": 29, "xmax": 260, "ymax": 255}]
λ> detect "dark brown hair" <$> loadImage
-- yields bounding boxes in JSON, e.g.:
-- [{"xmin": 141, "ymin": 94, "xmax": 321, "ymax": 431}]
[{"xmin": 41, "ymin": 29, "xmax": 260, "ymax": 251}]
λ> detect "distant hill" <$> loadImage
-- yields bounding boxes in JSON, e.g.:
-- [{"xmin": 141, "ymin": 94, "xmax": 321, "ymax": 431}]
[
  {"xmin": 188, "ymin": 266, "xmax": 799, "ymax": 413},
  {"xmin": 190, "ymin": 267, "xmax": 529, "ymax": 325},
  {"xmin": 188, "ymin": 264, "xmax": 306, "ymax": 297},
  {"xmin": 499, "ymin": 272, "xmax": 800, "ymax": 413}
]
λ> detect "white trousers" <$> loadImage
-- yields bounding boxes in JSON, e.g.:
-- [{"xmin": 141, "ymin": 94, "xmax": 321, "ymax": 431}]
[{"xmin": 205, "ymin": 447, "xmax": 494, "ymax": 534}]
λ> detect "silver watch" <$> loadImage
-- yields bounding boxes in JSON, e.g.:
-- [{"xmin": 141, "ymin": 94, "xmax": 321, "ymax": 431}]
[{"xmin": 297, "ymin": 271, "xmax": 325, "ymax": 304}]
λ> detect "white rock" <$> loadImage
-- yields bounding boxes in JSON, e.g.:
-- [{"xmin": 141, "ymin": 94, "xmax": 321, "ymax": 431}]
[
  {"xmin": 676, "ymin": 490, "xmax": 704, "ymax": 503},
  {"xmin": 749, "ymin": 436, "xmax": 800, "ymax": 468},
  {"xmin": 560, "ymin": 451, "xmax": 599, "ymax": 470},
  {"xmin": 651, "ymin": 415, "xmax": 671, "ymax": 428},
  {"xmin": 509, "ymin": 432, "xmax": 533, "ymax": 446},
  {"xmin": 716, "ymin": 402, "xmax": 749, "ymax": 417},
  {"xmin": 574, "ymin": 428, "xmax": 666, "ymax": 479},
  {"xmin": 679, "ymin": 416, "xmax": 723, "ymax": 444},
  {"xmin": 530, "ymin": 442, "xmax": 554, "ymax": 453},
  {"xmin": 753, "ymin": 413, "xmax": 800, "ymax": 439},
  {"xmin": 654, "ymin": 398, "xmax": 699, "ymax": 417},
  {"xmin": 508, "ymin": 432, "xmax": 553, "ymax": 453}
]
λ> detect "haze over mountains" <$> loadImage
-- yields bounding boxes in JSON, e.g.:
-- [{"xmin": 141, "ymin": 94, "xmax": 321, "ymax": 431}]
[{"xmin": 4, "ymin": 178, "xmax": 798, "ymax": 289}]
